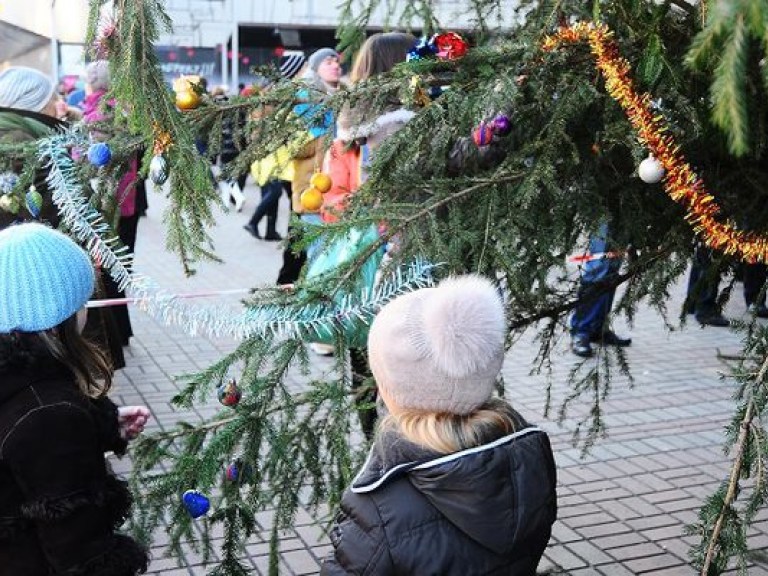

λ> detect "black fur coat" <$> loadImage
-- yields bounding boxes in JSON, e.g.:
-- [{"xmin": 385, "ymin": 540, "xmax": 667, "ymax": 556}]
[{"xmin": 0, "ymin": 353, "xmax": 148, "ymax": 575}]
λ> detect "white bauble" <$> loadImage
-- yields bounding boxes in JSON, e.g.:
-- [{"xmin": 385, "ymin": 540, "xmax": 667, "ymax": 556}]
[{"xmin": 638, "ymin": 155, "xmax": 665, "ymax": 184}]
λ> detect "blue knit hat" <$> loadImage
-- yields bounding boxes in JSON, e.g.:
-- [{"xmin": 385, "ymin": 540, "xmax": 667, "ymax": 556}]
[
  {"xmin": 0, "ymin": 67, "xmax": 56, "ymax": 113},
  {"xmin": 0, "ymin": 223, "xmax": 95, "ymax": 333}
]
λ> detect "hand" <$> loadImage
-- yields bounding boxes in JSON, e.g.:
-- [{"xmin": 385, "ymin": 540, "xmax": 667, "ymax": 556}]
[{"xmin": 117, "ymin": 406, "xmax": 151, "ymax": 440}]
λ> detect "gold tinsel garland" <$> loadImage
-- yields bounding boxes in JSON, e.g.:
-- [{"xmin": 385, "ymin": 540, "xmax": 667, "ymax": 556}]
[{"xmin": 542, "ymin": 22, "xmax": 768, "ymax": 264}]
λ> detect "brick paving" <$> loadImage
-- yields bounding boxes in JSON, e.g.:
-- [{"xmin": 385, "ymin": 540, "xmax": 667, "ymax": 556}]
[{"xmin": 110, "ymin": 180, "xmax": 768, "ymax": 575}]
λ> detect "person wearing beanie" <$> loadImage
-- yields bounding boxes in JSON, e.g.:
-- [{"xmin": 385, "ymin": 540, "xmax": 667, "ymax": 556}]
[
  {"xmin": 321, "ymin": 275, "xmax": 557, "ymax": 576},
  {"xmin": 0, "ymin": 223, "xmax": 151, "ymax": 576},
  {"xmin": 0, "ymin": 67, "xmax": 69, "ymax": 230}
]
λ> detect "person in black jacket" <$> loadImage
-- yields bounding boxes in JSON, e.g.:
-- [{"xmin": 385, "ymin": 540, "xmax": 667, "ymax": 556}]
[
  {"xmin": 0, "ymin": 223, "xmax": 150, "ymax": 576},
  {"xmin": 321, "ymin": 275, "xmax": 557, "ymax": 575}
]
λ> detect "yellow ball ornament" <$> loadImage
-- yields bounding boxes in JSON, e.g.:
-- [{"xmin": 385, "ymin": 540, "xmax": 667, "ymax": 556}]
[
  {"xmin": 309, "ymin": 172, "xmax": 333, "ymax": 193},
  {"xmin": 175, "ymin": 89, "xmax": 200, "ymax": 111},
  {"xmin": 300, "ymin": 188, "xmax": 324, "ymax": 212}
]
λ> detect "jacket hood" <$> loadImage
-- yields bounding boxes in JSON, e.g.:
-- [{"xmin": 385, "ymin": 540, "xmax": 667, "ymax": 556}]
[
  {"xmin": 351, "ymin": 425, "xmax": 555, "ymax": 556},
  {"xmin": 0, "ymin": 107, "xmax": 61, "ymax": 141}
]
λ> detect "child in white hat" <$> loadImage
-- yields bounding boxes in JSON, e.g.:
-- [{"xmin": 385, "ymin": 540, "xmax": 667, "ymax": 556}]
[{"xmin": 321, "ymin": 274, "xmax": 557, "ymax": 575}]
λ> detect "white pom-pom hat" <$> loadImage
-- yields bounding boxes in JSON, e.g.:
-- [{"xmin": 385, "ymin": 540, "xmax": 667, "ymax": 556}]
[{"xmin": 367, "ymin": 275, "xmax": 506, "ymax": 415}]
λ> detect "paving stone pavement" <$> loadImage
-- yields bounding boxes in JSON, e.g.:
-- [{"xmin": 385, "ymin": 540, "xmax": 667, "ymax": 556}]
[{"xmin": 109, "ymin": 180, "xmax": 768, "ymax": 575}]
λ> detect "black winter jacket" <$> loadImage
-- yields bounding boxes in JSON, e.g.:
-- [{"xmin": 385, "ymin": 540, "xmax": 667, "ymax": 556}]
[
  {"xmin": 321, "ymin": 413, "xmax": 557, "ymax": 575},
  {"xmin": 0, "ymin": 357, "xmax": 148, "ymax": 575}
]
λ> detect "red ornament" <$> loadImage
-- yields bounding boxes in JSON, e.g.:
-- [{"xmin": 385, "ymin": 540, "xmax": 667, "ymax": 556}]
[
  {"xmin": 472, "ymin": 121, "xmax": 493, "ymax": 147},
  {"xmin": 432, "ymin": 32, "xmax": 469, "ymax": 60},
  {"xmin": 274, "ymin": 46, "xmax": 285, "ymax": 58}
]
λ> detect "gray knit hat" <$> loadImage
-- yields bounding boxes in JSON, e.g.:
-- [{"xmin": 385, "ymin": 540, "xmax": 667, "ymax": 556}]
[
  {"xmin": 0, "ymin": 223, "xmax": 95, "ymax": 333},
  {"xmin": 307, "ymin": 48, "xmax": 339, "ymax": 72},
  {"xmin": 368, "ymin": 275, "xmax": 506, "ymax": 415},
  {"xmin": 85, "ymin": 60, "xmax": 110, "ymax": 92},
  {"xmin": 0, "ymin": 67, "xmax": 56, "ymax": 113},
  {"xmin": 279, "ymin": 52, "xmax": 307, "ymax": 79}
]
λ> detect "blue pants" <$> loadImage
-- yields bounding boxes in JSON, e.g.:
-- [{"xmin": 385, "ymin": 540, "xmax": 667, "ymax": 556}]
[{"xmin": 571, "ymin": 224, "xmax": 620, "ymax": 337}]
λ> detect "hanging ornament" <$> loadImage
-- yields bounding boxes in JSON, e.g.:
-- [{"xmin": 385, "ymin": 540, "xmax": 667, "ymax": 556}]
[
  {"xmin": 472, "ymin": 121, "xmax": 493, "ymax": 147},
  {"xmin": 174, "ymin": 75, "xmax": 202, "ymax": 111},
  {"xmin": 149, "ymin": 154, "xmax": 169, "ymax": 186},
  {"xmin": 93, "ymin": 19, "xmax": 117, "ymax": 59},
  {"xmin": 181, "ymin": 490, "xmax": 210, "ymax": 518},
  {"xmin": 0, "ymin": 193, "xmax": 20, "ymax": 214},
  {"xmin": 432, "ymin": 32, "xmax": 469, "ymax": 60},
  {"xmin": 300, "ymin": 188, "xmax": 324, "ymax": 212},
  {"xmin": 87, "ymin": 143, "xmax": 112, "ymax": 167},
  {"xmin": 407, "ymin": 36, "xmax": 439, "ymax": 61},
  {"xmin": 175, "ymin": 89, "xmax": 201, "ymax": 111},
  {"xmin": 428, "ymin": 85, "xmax": 445, "ymax": 100},
  {"xmin": 638, "ymin": 155, "xmax": 665, "ymax": 184},
  {"xmin": 224, "ymin": 459, "xmax": 253, "ymax": 483},
  {"xmin": 0, "ymin": 172, "xmax": 18, "ymax": 195},
  {"xmin": 309, "ymin": 172, "xmax": 333, "ymax": 193},
  {"xmin": 491, "ymin": 114, "xmax": 512, "ymax": 136},
  {"xmin": 217, "ymin": 378, "xmax": 242, "ymax": 407},
  {"xmin": 25, "ymin": 186, "xmax": 43, "ymax": 219}
]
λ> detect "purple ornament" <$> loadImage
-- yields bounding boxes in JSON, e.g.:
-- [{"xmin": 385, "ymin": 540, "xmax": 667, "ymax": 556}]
[
  {"xmin": 491, "ymin": 114, "xmax": 512, "ymax": 136},
  {"xmin": 182, "ymin": 490, "xmax": 210, "ymax": 518},
  {"xmin": 87, "ymin": 142, "xmax": 112, "ymax": 167}
]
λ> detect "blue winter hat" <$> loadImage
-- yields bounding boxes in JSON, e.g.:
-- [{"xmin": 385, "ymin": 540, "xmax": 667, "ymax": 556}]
[{"xmin": 0, "ymin": 223, "xmax": 95, "ymax": 333}]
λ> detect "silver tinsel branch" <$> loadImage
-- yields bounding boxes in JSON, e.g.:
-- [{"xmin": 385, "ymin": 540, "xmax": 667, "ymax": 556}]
[{"xmin": 38, "ymin": 130, "xmax": 436, "ymax": 341}]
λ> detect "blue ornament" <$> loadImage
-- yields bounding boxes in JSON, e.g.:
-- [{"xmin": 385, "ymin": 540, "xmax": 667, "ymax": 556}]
[
  {"xmin": 407, "ymin": 36, "xmax": 438, "ymax": 61},
  {"xmin": 182, "ymin": 490, "xmax": 210, "ymax": 518},
  {"xmin": 25, "ymin": 186, "xmax": 43, "ymax": 218},
  {"xmin": 87, "ymin": 142, "xmax": 112, "ymax": 167},
  {"xmin": 225, "ymin": 460, "xmax": 253, "ymax": 483}
]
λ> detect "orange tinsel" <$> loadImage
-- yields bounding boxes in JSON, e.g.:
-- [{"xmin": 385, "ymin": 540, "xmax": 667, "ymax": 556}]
[{"xmin": 542, "ymin": 22, "xmax": 768, "ymax": 263}]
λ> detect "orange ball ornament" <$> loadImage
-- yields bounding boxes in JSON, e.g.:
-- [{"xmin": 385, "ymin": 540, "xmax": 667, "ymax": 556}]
[
  {"xmin": 175, "ymin": 89, "xmax": 200, "ymax": 111},
  {"xmin": 300, "ymin": 187, "xmax": 324, "ymax": 212},
  {"xmin": 309, "ymin": 172, "xmax": 333, "ymax": 193}
]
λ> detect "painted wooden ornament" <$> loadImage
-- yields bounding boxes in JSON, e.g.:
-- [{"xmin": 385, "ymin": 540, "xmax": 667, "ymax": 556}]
[
  {"xmin": 25, "ymin": 186, "xmax": 43, "ymax": 218},
  {"xmin": 149, "ymin": 154, "xmax": 169, "ymax": 186},
  {"xmin": 181, "ymin": 490, "xmax": 210, "ymax": 518},
  {"xmin": 217, "ymin": 378, "xmax": 242, "ymax": 407},
  {"xmin": 87, "ymin": 142, "xmax": 112, "ymax": 167},
  {"xmin": 472, "ymin": 121, "xmax": 493, "ymax": 147},
  {"xmin": 638, "ymin": 155, "xmax": 665, "ymax": 184}
]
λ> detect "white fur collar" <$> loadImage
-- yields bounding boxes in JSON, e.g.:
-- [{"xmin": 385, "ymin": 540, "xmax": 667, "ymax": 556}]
[{"xmin": 336, "ymin": 108, "xmax": 416, "ymax": 142}]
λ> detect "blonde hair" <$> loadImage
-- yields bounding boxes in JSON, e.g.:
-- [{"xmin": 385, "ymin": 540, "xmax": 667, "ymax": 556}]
[
  {"xmin": 350, "ymin": 32, "xmax": 417, "ymax": 83},
  {"xmin": 377, "ymin": 397, "xmax": 520, "ymax": 454}
]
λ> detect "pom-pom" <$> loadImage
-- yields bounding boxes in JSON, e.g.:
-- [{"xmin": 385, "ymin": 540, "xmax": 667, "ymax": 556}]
[
  {"xmin": 638, "ymin": 155, "xmax": 665, "ymax": 184},
  {"xmin": 421, "ymin": 276, "xmax": 505, "ymax": 378},
  {"xmin": 181, "ymin": 490, "xmax": 210, "ymax": 518},
  {"xmin": 87, "ymin": 143, "xmax": 111, "ymax": 167},
  {"xmin": 472, "ymin": 121, "xmax": 493, "ymax": 147},
  {"xmin": 0, "ymin": 172, "xmax": 19, "ymax": 195}
]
